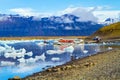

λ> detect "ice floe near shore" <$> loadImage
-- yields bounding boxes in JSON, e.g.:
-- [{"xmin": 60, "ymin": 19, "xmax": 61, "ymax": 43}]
[
  {"xmin": 64, "ymin": 46, "xmax": 74, "ymax": 53},
  {"xmin": 51, "ymin": 57, "xmax": 60, "ymax": 61},
  {"xmin": 4, "ymin": 48, "xmax": 33, "ymax": 59},
  {"xmin": 0, "ymin": 39, "xmax": 103, "ymax": 67},
  {"xmin": 0, "ymin": 61, "xmax": 15, "ymax": 66},
  {"xmin": 46, "ymin": 50, "xmax": 65, "ymax": 55}
]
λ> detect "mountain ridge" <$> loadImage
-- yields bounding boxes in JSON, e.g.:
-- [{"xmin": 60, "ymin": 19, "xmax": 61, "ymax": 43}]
[{"xmin": 0, "ymin": 14, "xmax": 103, "ymax": 37}]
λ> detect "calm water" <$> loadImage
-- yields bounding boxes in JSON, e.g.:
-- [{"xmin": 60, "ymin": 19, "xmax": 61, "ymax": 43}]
[{"xmin": 0, "ymin": 40, "xmax": 119, "ymax": 80}]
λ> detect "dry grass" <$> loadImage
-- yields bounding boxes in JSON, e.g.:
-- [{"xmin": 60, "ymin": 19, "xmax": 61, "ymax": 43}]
[
  {"xmin": 90, "ymin": 22, "xmax": 120, "ymax": 39},
  {"xmin": 0, "ymin": 36, "xmax": 87, "ymax": 40}
]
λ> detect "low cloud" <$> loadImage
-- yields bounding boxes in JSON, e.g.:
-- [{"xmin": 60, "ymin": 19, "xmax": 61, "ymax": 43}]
[
  {"xmin": 10, "ymin": 8, "xmax": 40, "ymax": 16},
  {"xmin": 0, "ymin": 16, "xmax": 8, "ymax": 21},
  {"xmin": 9, "ymin": 6, "xmax": 120, "ymax": 22},
  {"xmin": 59, "ymin": 7, "xmax": 98, "ymax": 22},
  {"xmin": 9, "ymin": 7, "xmax": 98, "ymax": 22},
  {"xmin": 9, "ymin": 8, "xmax": 52, "ymax": 17},
  {"xmin": 93, "ymin": 10, "xmax": 120, "ymax": 22}
]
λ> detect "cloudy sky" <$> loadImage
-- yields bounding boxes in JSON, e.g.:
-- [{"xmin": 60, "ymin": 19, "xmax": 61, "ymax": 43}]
[{"xmin": 0, "ymin": 0, "xmax": 120, "ymax": 22}]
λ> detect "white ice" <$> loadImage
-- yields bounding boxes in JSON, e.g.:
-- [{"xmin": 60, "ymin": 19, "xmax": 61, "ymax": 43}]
[
  {"xmin": 46, "ymin": 50, "xmax": 65, "ymax": 55},
  {"xmin": 0, "ymin": 61, "xmax": 15, "ymax": 66},
  {"xmin": 51, "ymin": 57, "xmax": 60, "ymax": 61}
]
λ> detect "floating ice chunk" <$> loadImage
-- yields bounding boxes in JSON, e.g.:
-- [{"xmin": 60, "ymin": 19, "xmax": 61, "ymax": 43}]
[
  {"xmin": 10, "ymin": 52, "xmax": 17, "ymax": 59},
  {"xmin": 36, "ymin": 42, "xmax": 44, "ymax": 46},
  {"xmin": 46, "ymin": 50, "xmax": 65, "ymax": 55},
  {"xmin": 80, "ymin": 39, "xmax": 84, "ymax": 43},
  {"xmin": 108, "ymin": 47, "xmax": 112, "ymax": 50},
  {"xmin": 64, "ymin": 46, "xmax": 74, "ymax": 53},
  {"xmin": 51, "ymin": 57, "xmax": 60, "ymax": 61},
  {"xmin": 35, "ymin": 53, "xmax": 46, "ymax": 61},
  {"xmin": 17, "ymin": 58, "xmax": 26, "ymax": 63},
  {"xmin": 16, "ymin": 52, "xmax": 25, "ymax": 58},
  {"xmin": 83, "ymin": 50, "xmax": 88, "ymax": 54},
  {"xmin": 76, "ymin": 44, "xmax": 85, "ymax": 51},
  {"xmin": 4, "ymin": 48, "xmax": 30, "ymax": 59},
  {"xmin": 103, "ymin": 42, "xmax": 106, "ymax": 45},
  {"xmin": 4, "ymin": 51, "xmax": 25, "ymax": 59},
  {"xmin": 4, "ymin": 52, "xmax": 10, "ymax": 58},
  {"xmin": 25, "ymin": 57, "xmax": 36, "ymax": 63},
  {"xmin": 15, "ymin": 65, "xmax": 38, "ymax": 73},
  {"xmin": 0, "ymin": 61, "xmax": 15, "ymax": 66},
  {"xmin": 0, "ymin": 46, "xmax": 6, "ymax": 56},
  {"xmin": 4, "ymin": 52, "xmax": 17, "ymax": 59},
  {"xmin": 0, "ymin": 46, "xmax": 6, "ymax": 51},
  {"xmin": 20, "ymin": 48, "xmax": 26, "ymax": 54},
  {"xmin": 4, "ymin": 47, "xmax": 15, "ymax": 53},
  {"xmin": 25, "ymin": 51, "xmax": 33, "ymax": 57}
]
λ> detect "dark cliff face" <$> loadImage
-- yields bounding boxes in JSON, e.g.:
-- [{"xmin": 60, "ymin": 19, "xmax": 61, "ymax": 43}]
[{"xmin": 0, "ymin": 14, "xmax": 103, "ymax": 37}]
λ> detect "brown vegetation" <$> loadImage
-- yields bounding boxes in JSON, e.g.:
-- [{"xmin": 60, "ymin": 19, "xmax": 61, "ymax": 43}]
[
  {"xmin": 90, "ymin": 22, "xmax": 120, "ymax": 40},
  {"xmin": 0, "ymin": 36, "xmax": 87, "ymax": 40}
]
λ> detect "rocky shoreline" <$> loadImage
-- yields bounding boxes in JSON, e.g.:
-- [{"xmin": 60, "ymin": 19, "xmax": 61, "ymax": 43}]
[{"xmin": 16, "ymin": 49, "xmax": 120, "ymax": 80}]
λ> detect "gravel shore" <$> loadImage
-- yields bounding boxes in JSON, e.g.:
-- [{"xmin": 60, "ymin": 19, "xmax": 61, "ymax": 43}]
[{"xmin": 22, "ymin": 49, "xmax": 120, "ymax": 80}]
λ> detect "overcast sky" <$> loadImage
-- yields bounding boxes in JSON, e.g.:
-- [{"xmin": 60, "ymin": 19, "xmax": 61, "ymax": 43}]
[{"xmin": 0, "ymin": 0, "xmax": 120, "ymax": 22}]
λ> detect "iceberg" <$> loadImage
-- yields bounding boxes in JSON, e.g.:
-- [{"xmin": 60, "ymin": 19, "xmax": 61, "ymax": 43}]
[
  {"xmin": 25, "ymin": 57, "xmax": 36, "ymax": 63},
  {"xmin": 51, "ymin": 57, "xmax": 60, "ymax": 61},
  {"xmin": 35, "ymin": 53, "xmax": 46, "ymax": 61},
  {"xmin": 17, "ymin": 58, "xmax": 26, "ymax": 63},
  {"xmin": 25, "ymin": 51, "xmax": 33, "ymax": 57},
  {"xmin": 0, "ymin": 61, "xmax": 15, "ymax": 66},
  {"xmin": 64, "ymin": 46, "xmax": 74, "ymax": 53},
  {"xmin": 46, "ymin": 50, "xmax": 65, "ymax": 55},
  {"xmin": 83, "ymin": 50, "xmax": 88, "ymax": 54}
]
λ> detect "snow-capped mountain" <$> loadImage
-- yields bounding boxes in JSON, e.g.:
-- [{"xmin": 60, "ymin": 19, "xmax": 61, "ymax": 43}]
[
  {"xmin": 104, "ymin": 17, "xmax": 120, "ymax": 25},
  {"xmin": 0, "ymin": 14, "xmax": 103, "ymax": 37}
]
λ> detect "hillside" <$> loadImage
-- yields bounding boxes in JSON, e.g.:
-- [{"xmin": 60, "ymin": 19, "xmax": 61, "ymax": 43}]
[{"xmin": 91, "ymin": 22, "xmax": 120, "ymax": 39}]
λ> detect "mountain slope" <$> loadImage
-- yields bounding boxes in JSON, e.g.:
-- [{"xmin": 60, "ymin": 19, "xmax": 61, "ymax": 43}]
[
  {"xmin": 91, "ymin": 22, "xmax": 120, "ymax": 39},
  {"xmin": 0, "ymin": 14, "xmax": 103, "ymax": 37}
]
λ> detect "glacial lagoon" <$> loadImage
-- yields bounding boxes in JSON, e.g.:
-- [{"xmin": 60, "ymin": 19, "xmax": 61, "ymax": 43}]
[{"xmin": 0, "ymin": 40, "xmax": 119, "ymax": 80}]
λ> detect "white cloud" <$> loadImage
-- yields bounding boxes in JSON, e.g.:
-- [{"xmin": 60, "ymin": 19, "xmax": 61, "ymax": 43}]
[
  {"xmin": 9, "ymin": 6, "xmax": 120, "ymax": 22},
  {"xmin": 10, "ymin": 8, "xmax": 36, "ymax": 16},
  {"xmin": 59, "ymin": 6, "xmax": 120, "ymax": 22},
  {"xmin": 9, "ymin": 8, "xmax": 52, "ymax": 17},
  {"xmin": 88, "ymin": 6, "xmax": 111, "ymax": 12},
  {"xmin": 9, "ymin": 7, "xmax": 98, "ymax": 22},
  {"xmin": 0, "ymin": 16, "xmax": 8, "ymax": 21},
  {"xmin": 58, "ymin": 7, "xmax": 98, "ymax": 22},
  {"xmin": 93, "ymin": 10, "xmax": 120, "ymax": 22},
  {"xmin": 0, "ymin": 14, "xmax": 12, "ymax": 21}
]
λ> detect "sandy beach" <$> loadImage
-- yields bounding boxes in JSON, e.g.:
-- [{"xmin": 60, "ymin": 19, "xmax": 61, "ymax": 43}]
[
  {"xmin": 0, "ymin": 36, "xmax": 87, "ymax": 40},
  {"xmin": 21, "ymin": 49, "xmax": 120, "ymax": 80}
]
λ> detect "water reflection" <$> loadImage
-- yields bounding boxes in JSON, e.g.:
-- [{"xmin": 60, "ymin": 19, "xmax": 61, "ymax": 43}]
[{"xmin": 0, "ymin": 40, "xmax": 119, "ymax": 80}]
